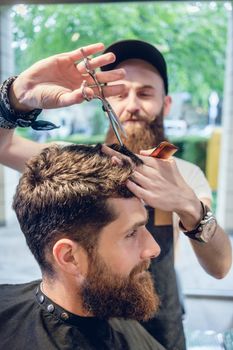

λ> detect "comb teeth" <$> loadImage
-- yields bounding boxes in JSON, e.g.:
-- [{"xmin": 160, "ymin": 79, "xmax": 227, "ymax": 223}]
[{"xmin": 149, "ymin": 141, "xmax": 179, "ymax": 159}]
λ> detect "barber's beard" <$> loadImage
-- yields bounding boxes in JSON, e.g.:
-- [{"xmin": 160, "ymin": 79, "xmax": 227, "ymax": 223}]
[
  {"xmin": 105, "ymin": 107, "xmax": 166, "ymax": 154},
  {"xmin": 81, "ymin": 253, "xmax": 159, "ymax": 321}
]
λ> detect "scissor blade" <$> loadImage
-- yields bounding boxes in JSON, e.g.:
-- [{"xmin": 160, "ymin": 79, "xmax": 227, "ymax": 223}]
[
  {"xmin": 104, "ymin": 102, "xmax": 127, "ymax": 138},
  {"xmin": 109, "ymin": 110, "xmax": 127, "ymax": 138},
  {"xmin": 108, "ymin": 114, "xmax": 124, "ymax": 146}
]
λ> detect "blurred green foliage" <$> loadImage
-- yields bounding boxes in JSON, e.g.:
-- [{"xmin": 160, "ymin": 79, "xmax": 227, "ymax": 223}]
[
  {"xmin": 170, "ymin": 135, "xmax": 208, "ymax": 173},
  {"xmin": 11, "ymin": 2, "xmax": 229, "ymax": 111}
]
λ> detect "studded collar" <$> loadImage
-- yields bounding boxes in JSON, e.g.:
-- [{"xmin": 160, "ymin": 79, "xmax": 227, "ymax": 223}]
[{"xmin": 34, "ymin": 283, "xmax": 111, "ymax": 336}]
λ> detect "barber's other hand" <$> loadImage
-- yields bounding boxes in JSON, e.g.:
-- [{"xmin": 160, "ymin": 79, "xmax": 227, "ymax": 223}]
[
  {"xmin": 127, "ymin": 151, "xmax": 204, "ymax": 229},
  {"xmin": 9, "ymin": 43, "xmax": 125, "ymax": 112},
  {"xmin": 127, "ymin": 153, "xmax": 197, "ymax": 211},
  {"xmin": 102, "ymin": 145, "xmax": 193, "ymax": 212},
  {"xmin": 103, "ymin": 145, "xmax": 208, "ymax": 230}
]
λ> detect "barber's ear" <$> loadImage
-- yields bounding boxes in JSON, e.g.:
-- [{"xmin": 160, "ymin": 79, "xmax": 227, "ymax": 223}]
[
  {"xmin": 163, "ymin": 95, "xmax": 172, "ymax": 117},
  {"xmin": 52, "ymin": 239, "xmax": 88, "ymax": 277}
]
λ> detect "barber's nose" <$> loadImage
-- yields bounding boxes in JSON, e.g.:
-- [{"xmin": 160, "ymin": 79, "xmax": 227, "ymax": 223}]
[
  {"xmin": 126, "ymin": 92, "xmax": 140, "ymax": 115},
  {"xmin": 141, "ymin": 228, "xmax": 161, "ymax": 260}
]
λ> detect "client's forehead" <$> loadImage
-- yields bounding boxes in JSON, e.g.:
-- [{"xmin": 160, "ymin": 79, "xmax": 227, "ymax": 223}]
[{"xmin": 100, "ymin": 197, "xmax": 147, "ymax": 237}]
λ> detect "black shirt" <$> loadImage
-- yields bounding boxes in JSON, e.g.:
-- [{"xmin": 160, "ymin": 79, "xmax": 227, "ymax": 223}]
[{"xmin": 0, "ymin": 280, "xmax": 166, "ymax": 350}]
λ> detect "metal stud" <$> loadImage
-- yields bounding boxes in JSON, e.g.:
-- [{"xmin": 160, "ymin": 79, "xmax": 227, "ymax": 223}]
[
  {"xmin": 39, "ymin": 295, "xmax": 45, "ymax": 304},
  {"xmin": 47, "ymin": 304, "xmax": 55, "ymax": 313},
  {"xmin": 60, "ymin": 312, "xmax": 69, "ymax": 320}
]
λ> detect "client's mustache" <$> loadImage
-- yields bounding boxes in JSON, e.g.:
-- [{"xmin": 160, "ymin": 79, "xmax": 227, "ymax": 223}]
[{"xmin": 130, "ymin": 260, "xmax": 151, "ymax": 278}]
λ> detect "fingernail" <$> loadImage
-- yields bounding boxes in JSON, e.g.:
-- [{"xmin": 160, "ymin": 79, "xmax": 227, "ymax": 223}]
[{"xmin": 111, "ymin": 156, "xmax": 122, "ymax": 165}]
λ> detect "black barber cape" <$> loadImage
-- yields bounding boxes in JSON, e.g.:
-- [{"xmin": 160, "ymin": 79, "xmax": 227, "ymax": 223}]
[{"xmin": 0, "ymin": 280, "xmax": 166, "ymax": 350}]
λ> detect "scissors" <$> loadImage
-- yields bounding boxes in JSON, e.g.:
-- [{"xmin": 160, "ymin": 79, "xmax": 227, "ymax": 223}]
[{"xmin": 80, "ymin": 49, "xmax": 126, "ymax": 146}]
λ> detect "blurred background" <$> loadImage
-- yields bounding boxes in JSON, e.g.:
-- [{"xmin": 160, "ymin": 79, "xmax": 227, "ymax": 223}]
[{"xmin": 0, "ymin": 1, "xmax": 232, "ymax": 349}]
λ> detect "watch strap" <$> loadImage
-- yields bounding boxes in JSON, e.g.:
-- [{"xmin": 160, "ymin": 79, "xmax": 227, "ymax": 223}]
[{"xmin": 179, "ymin": 201, "xmax": 216, "ymax": 243}]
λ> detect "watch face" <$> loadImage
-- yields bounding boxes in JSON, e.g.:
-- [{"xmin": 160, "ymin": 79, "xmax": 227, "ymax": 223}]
[{"xmin": 196, "ymin": 217, "xmax": 217, "ymax": 243}]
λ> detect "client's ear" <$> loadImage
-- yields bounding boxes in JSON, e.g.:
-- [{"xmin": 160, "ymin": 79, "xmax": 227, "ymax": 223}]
[{"xmin": 53, "ymin": 239, "xmax": 88, "ymax": 277}]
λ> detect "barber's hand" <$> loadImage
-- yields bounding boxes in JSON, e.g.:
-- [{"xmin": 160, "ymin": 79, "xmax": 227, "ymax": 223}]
[
  {"xmin": 128, "ymin": 151, "xmax": 204, "ymax": 230},
  {"xmin": 126, "ymin": 154, "xmax": 191, "ymax": 211},
  {"xmin": 102, "ymin": 144, "xmax": 203, "ymax": 230},
  {"xmin": 9, "ymin": 43, "xmax": 125, "ymax": 112},
  {"xmin": 102, "ymin": 144, "xmax": 191, "ymax": 212}
]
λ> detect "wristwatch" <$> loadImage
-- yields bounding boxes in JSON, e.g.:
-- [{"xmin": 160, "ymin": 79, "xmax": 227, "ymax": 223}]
[{"xmin": 179, "ymin": 201, "xmax": 217, "ymax": 243}]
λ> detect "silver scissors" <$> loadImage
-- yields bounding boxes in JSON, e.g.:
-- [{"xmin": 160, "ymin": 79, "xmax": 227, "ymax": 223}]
[{"xmin": 80, "ymin": 49, "xmax": 126, "ymax": 146}]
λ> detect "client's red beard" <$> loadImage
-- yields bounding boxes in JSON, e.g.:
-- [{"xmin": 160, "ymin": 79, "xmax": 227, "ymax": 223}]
[
  {"xmin": 81, "ymin": 253, "xmax": 160, "ymax": 321},
  {"xmin": 105, "ymin": 108, "xmax": 166, "ymax": 154}
]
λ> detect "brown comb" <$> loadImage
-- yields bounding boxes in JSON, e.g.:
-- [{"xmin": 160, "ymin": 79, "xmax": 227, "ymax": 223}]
[{"xmin": 149, "ymin": 141, "xmax": 178, "ymax": 159}]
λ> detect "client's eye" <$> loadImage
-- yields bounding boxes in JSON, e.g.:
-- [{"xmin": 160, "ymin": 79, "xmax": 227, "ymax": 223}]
[{"xmin": 126, "ymin": 230, "xmax": 137, "ymax": 238}]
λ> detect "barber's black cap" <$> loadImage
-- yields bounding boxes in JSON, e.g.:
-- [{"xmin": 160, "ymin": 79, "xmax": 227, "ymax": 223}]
[{"xmin": 101, "ymin": 39, "xmax": 168, "ymax": 94}]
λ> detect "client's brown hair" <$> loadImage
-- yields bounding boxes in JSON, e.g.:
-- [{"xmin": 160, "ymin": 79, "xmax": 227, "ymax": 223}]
[{"xmin": 13, "ymin": 144, "xmax": 140, "ymax": 275}]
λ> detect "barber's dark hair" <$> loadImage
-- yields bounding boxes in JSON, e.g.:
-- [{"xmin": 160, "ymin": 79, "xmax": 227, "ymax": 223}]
[{"xmin": 13, "ymin": 144, "xmax": 141, "ymax": 276}]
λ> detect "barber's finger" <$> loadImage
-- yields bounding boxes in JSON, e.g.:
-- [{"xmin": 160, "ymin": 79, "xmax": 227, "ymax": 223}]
[
  {"xmin": 77, "ymin": 52, "xmax": 117, "ymax": 74},
  {"xmin": 131, "ymin": 170, "xmax": 154, "ymax": 188},
  {"xmin": 59, "ymin": 43, "xmax": 106, "ymax": 61},
  {"xmin": 135, "ymin": 154, "xmax": 160, "ymax": 168},
  {"xmin": 102, "ymin": 144, "xmax": 125, "ymax": 158},
  {"xmin": 100, "ymin": 83, "xmax": 125, "ymax": 98},
  {"xmin": 95, "ymin": 69, "xmax": 125, "ymax": 83},
  {"xmin": 57, "ymin": 82, "xmax": 125, "ymax": 107},
  {"xmin": 126, "ymin": 180, "xmax": 151, "ymax": 204},
  {"xmin": 55, "ymin": 87, "xmax": 95, "ymax": 107},
  {"xmin": 140, "ymin": 149, "xmax": 155, "ymax": 156},
  {"xmin": 136, "ymin": 153, "xmax": 173, "ymax": 169},
  {"xmin": 102, "ymin": 144, "xmax": 120, "ymax": 157},
  {"xmin": 111, "ymin": 156, "xmax": 123, "ymax": 166},
  {"xmin": 102, "ymin": 144, "xmax": 134, "ymax": 166}
]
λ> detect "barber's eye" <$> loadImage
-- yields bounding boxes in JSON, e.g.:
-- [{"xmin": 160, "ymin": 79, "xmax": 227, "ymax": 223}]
[
  {"xmin": 140, "ymin": 91, "xmax": 153, "ymax": 97},
  {"xmin": 141, "ymin": 92, "xmax": 152, "ymax": 97},
  {"xmin": 113, "ymin": 93, "xmax": 126, "ymax": 100},
  {"xmin": 126, "ymin": 230, "xmax": 137, "ymax": 238}
]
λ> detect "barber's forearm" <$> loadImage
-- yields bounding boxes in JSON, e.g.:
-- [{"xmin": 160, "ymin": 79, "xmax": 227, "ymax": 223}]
[
  {"xmin": 0, "ymin": 128, "xmax": 14, "ymax": 157},
  {"xmin": 176, "ymin": 195, "xmax": 232, "ymax": 278},
  {"xmin": 0, "ymin": 130, "xmax": 46, "ymax": 172},
  {"xmin": 190, "ymin": 224, "xmax": 232, "ymax": 279}
]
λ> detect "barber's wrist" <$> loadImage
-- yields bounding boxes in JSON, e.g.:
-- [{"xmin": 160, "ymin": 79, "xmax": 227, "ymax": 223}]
[
  {"xmin": 179, "ymin": 201, "xmax": 217, "ymax": 243},
  {"xmin": 9, "ymin": 79, "xmax": 33, "ymax": 113},
  {"xmin": 177, "ymin": 199, "xmax": 203, "ymax": 231},
  {"xmin": 0, "ymin": 76, "xmax": 43, "ymax": 130}
]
